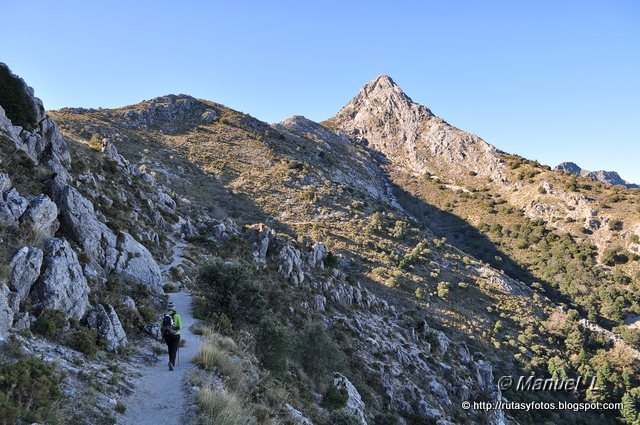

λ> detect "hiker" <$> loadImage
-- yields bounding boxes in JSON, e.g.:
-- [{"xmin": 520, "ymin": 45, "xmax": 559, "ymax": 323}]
[{"xmin": 161, "ymin": 301, "xmax": 182, "ymax": 371}]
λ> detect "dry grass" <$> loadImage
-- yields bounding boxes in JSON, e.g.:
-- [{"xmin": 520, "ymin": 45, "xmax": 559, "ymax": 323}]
[
  {"xmin": 193, "ymin": 327, "xmax": 243, "ymax": 389},
  {"xmin": 197, "ymin": 386, "xmax": 256, "ymax": 425}
]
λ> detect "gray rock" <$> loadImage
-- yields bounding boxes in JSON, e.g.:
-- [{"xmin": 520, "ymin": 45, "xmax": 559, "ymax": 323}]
[
  {"xmin": 87, "ymin": 304, "xmax": 127, "ymax": 353},
  {"xmin": 278, "ymin": 245, "xmax": 305, "ymax": 285},
  {"xmin": 100, "ymin": 138, "xmax": 127, "ymax": 167},
  {"xmin": 156, "ymin": 191, "xmax": 176, "ymax": 212},
  {"xmin": 428, "ymin": 379, "xmax": 451, "ymax": 406},
  {"xmin": 307, "ymin": 242, "xmax": 327, "ymax": 269},
  {"xmin": 114, "ymin": 232, "xmax": 163, "ymax": 294},
  {"xmin": 0, "ymin": 284, "xmax": 19, "ymax": 340},
  {"xmin": 333, "ymin": 372, "xmax": 367, "ymax": 424},
  {"xmin": 181, "ymin": 218, "xmax": 199, "ymax": 239},
  {"xmin": 9, "ymin": 246, "xmax": 43, "ymax": 300},
  {"xmin": 19, "ymin": 194, "xmax": 59, "ymax": 238},
  {"xmin": 200, "ymin": 109, "xmax": 217, "ymax": 124},
  {"xmin": 312, "ymin": 295, "xmax": 326, "ymax": 312},
  {"xmin": 50, "ymin": 180, "xmax": 118, "ymax": 272},
  {"xmin": 143, "ymin": 322, "xmax": 162, "ymax": 341},
  {"xmin": 0, "ymin": 173, "xmax": 11, "ymax": 195},
  {"xmin": 31, "ymin": 238, "xmax": 90, "ymax": 319},
  {"xmin": 430, "ymin": 330, "xmax": 450, "ymax": 355},
  {"xmin": 244, "ymin": 224, "xmax": 275, "ymax": 265},
  {"xmin": 4, "ymin": 188, "xmax": 28, "ymax": 221}
]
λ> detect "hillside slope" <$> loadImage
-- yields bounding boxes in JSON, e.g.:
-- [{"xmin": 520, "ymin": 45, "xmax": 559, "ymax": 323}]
[{"xmin": 1, "ymin": 63, "xmax": 639, "ymax": 424}]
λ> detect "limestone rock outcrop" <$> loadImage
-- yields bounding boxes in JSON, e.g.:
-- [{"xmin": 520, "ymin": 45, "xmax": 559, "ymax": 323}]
[
  {"xmin": 9, "ymin": 246, "xmax": 43, "ymax": 300},
  {"xmin": 31, "ymin": 238, "xmax": 90, "ymax": 319},
  {"xmin": 87, "ymin": 304, "xmax": 128, "ymax": 353}
]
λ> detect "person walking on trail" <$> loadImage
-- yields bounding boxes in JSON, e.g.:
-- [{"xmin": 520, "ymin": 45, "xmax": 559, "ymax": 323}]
[{"xmin": 161, "ymin": 301, "xmax": 182, "ymax": 371}]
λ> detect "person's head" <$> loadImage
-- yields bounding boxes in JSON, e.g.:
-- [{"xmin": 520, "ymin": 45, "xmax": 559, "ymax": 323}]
[{"xmin": 167, "ymin": 301, "xmax": 176, "ymax": 311}]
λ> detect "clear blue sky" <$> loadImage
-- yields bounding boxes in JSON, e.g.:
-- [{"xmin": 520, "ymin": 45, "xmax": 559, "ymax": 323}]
[{"xmin": 2, "ymin": 1, "xmax": 639, "ymax": 182}]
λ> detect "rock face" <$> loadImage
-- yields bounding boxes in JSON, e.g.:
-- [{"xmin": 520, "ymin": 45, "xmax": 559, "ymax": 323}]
[
  {"xmin": 329, "ymin": 75, "xmax": 507, "ymax": 184},
  {"xmin": 555, "ymin": 161, "xmax": 638, "ymax": 188},
  {"xmin": 0, "ymin": 188, "xmax": 28, "ymax": 228},
  {"xmin": 19, "ymin": 194, "xmax": 59, "ymax": 238},
  {"xmin": 0, "ymin": 63, "xmax": 71, "ymax": 177},
  {"xmin": 0, "ymin": 284, "xmax": 20, "ymax": 340},
  {"xmin": 31, "ymin": 238, "xmax": 90, "ymax": 319},
  {"xmin": 245, "ymin": 223, "xmax": 276, "ymax": 265},
  {"xmin": 114, "ymin": 232, "xmax": 163, "ymax": 294},
  {"xmin": 50, "ymin": 180, "xmax": 118, "ymax": 272},
  {"xmin": 333, "ymin": 373, "xmax": 367, "ymax": 424},
  {"xmin": 100, "ymin": 137, "xmax": 127, "ymax": 167},
  {"xmin": 87, "ymin": 304, "xmax": 128, "ymax": 353},
  {"xmin": 277, "ymin": 245, "xmax": 305, "ymax": 285},
  {"xmin": 9, "ymin": 246, "xmax": 43, "ymax": 300}
]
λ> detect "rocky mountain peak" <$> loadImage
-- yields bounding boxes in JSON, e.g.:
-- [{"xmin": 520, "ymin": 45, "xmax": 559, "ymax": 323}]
[
  {"xmin": 343, "ymin": 74, "xmax": 426, "ymax": 118},
  {"xmin": 329, "ymin": 75, "xmax": 506, "ymax": 183}
]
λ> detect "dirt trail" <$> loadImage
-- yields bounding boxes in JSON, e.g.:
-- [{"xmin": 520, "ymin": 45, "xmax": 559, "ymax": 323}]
[{"xmin": 119, "ymin": 242, "xmax": 199, "ymax": 425}]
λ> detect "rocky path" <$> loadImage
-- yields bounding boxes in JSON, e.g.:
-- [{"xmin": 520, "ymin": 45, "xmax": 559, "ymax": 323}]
[{"xmin": 119, "ymin": 242, "xmax": 199, "ymax": 425}]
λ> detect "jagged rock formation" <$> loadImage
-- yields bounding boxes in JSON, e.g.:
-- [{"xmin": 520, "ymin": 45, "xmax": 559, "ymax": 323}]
[
  {"xmin": 555, "ymin": 161, "xmax": 638, "ymax": 188},
  {"xmin": 31, "ymin": 238, "xmax": 90, "ymax": 319},
  {"xmin": 328, "ymin": 75, "xmax": 507, "ymax": 184},
  {"xmin": 87, "ymin": 304, "xmax": 128, "ymax": 352}
]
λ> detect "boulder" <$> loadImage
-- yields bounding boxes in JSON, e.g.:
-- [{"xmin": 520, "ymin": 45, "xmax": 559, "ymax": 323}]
[
  {"xmin": 143, "ymin": 322, "xmax": 162, "ymax": 341},
  {"xmin": 0, "ymin": 173, "xmax": 11, "ymax": 195},
  {"xmin": 0, "ymin": 284, "xmax": 20, "ymax": 340},
  {"xmin": 181, "ymin": 218, "xmax": 199, "ymax": 239},
  {"xmin": 100, "ymin": 138, "xmax": 127, "ymax": 167},
  {"xmin": 114, "ymin": 232, "xmax": 163, "ymax": 294},
  {"xmin": 430, "ymin": 330, "xmax": 450, "ymax": 355},
  {"xmin": 200, "ymin": 109, "xmax": 217, "ymax": 124},
  {"xmin": 31, "ymin": 238, "xmax": 90, "ymax": 319},
  {"xmin": 211, "ymin": 218, "xmax": 239, "ymax": 241},
  {"xmin": 87, "ymin": 304, "xmax": 127, "ymax": 353},
  {"xmin": 277, "ymin": 245, "xmax": 305, "ymax": 285},
  {"xmin": 428, "ymin": 379, "xmax": 451, "ymax": 406},
  {"xmin": 307, "ymin": 242, "xmax": 327, "ymax": 269},
  {"xmin": 312, "ymin": 295, "xmax": 326, "ymax": 312},
  {"xmin": 50, "ymin": 180, "xmax": 118, "ymax": 272},
  {"xmin": 19, "ymin": 194, "xmax": 59, "ymax": 237},
  {"xmin": 333, "ymin": 373, "xmax": 367, "ymax": 424},
  {"xmin": 6, "ymin": 188, "xmax": 29, "ymax": 215},
  {"xmin": 244, "ymin": 224, "xmax": 275, "ymax": 265},
  {"xmin": 9, "ymin": 246, "xmax": 43, "ymax": 300}
]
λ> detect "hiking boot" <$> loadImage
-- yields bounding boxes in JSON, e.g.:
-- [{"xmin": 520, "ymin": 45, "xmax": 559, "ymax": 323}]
[{"xmin": 168, "ymin": 362, "xmax": 173, "ymax": 371}]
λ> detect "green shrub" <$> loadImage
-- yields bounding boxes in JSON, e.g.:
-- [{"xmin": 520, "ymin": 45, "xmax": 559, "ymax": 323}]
[
  {"xmin": 373, "ymin": 413, "xmax": 401, "ymax": 425},
  {"xmin": 321, "ymin": 385, "xmax": 348, "ymax": 410},
  {"xmin": 295, "ymin": 323, "xmax": 344, "ymax": 380},
  {"xmin": 609, "ymin": 219, "xmax": 624, "ymax": 231},
  {"xmin": 0, "ymin": 356, "xmax": 62, "ymax": 424},
  {"xmin": 324, "ymin": 251, "xmax": 339, "ymax": 268},
  {"xmin": 66, "ymin": 326, "xmax": 99, "ymax": 358},
  {"xmin": 115, "ymin": 402, "xmax": 126, "ymax": 414},
  {"xmin": 137, "ymin": 305, "xmax": 157, "ymax": 323},
  {"xmin": 33, "ymin": 309, "xmax": 67, "ymax": 338},
  {"xmin": 602, "ymin": 247, "xmax": 629, "ymax": 266},
  {"xmin": 0, "ymin": 65, "xmax": 37, "ymax": 129},
  {"xmin": 255, "ymin": 317, "xmax": 292, "ymax": 378},
  {"xmin": 324, "ymin": 411, "xmax": 361, "ymax": 425},
  {"xmin": 163, "ymin": 283, "xmax": 179, "ymax": 293},
  {"xmin": 195, "ymin": 258, "xmax": 267, "ymax": 324}
]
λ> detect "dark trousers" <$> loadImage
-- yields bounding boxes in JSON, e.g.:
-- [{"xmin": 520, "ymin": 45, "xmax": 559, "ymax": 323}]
[{"xmin": 164, "ymin": 334, "xmax": 180, "ymax": 365}]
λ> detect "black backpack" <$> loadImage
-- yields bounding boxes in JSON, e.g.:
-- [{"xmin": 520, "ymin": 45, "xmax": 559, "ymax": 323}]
[{"xmin": 161, "ymin": 313, "xmax": 175, "ymax": 337}]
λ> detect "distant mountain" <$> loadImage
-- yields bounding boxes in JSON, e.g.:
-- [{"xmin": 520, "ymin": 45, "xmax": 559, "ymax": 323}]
[{"xmin": 555, "ymin": 161, "xmax": 638, "ymax": 188}]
